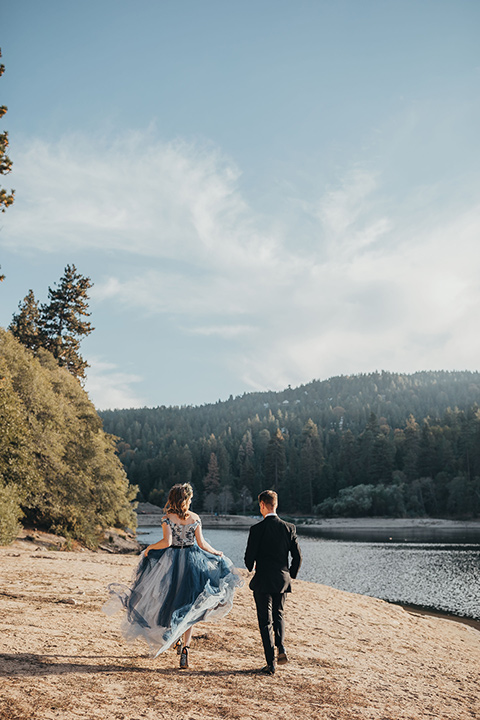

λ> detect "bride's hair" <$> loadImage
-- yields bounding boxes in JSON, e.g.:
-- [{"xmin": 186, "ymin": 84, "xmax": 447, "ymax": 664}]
[{"xmin": 164, "ymin": 483, "xmax": 193, "ymax": 519}]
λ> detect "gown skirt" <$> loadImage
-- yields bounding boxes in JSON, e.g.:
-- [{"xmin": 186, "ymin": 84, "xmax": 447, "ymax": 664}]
[{"xmin": 102, "ymin": 544, "xmax": 242, "ymax": 656}]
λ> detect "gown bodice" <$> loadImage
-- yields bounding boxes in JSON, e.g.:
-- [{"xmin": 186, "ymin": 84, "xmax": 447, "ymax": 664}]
[{"xmin": 164, "ymin": 517, "xmax": 200, "ymax": 547}]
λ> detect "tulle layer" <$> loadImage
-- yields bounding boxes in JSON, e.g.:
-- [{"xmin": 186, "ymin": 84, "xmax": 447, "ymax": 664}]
[{"xmin": 102, "ymin": 545, "xmax": 242, "ymax": 657}]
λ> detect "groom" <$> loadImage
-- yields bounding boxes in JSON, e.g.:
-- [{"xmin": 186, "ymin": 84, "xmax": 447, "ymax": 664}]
[{"xmin": 244, "ymin": 490, "xmax": 302, "ymax": 675}]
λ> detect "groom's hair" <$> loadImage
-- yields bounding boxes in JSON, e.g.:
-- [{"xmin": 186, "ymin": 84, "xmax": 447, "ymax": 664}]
[{"xmin": 258, "ymin": 490, "xmax": 278, "ymax": 509}]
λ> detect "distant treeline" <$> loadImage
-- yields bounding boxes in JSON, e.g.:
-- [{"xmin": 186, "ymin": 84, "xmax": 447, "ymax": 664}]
[{"xmin": 100, "ymin": 370, "xmax": 480, "ymax": 519}]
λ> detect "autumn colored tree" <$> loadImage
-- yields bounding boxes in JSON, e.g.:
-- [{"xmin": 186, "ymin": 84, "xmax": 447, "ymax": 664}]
[
  {"xmin": 0, "ymin": 361, "xmax": 36, "ymax": 544},
  {"xmin": 0, "ymin": 328, "xmax": 137, "ymax": 547}
]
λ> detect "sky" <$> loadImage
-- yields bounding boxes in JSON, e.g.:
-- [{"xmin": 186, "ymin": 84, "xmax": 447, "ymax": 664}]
[{"xmin": 1, "ymin": 0, "xmax": 480, "ymax": 409}]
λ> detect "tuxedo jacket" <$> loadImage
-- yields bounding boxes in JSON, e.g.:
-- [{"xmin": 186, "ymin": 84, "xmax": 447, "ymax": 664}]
[{"xmin": 244, "ymin": 515, "xmax": 302, "ymax": 594}]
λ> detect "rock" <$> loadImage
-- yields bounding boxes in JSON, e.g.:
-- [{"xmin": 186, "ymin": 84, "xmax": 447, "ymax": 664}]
[{"xmin": 100, "ymin": 528, "xmax": 143, "ymax": 555}]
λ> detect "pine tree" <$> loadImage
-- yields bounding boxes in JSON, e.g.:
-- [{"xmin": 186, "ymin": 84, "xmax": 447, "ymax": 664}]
[
  {"xmin": 299, "ymin": 419, "xmax": 324, "ymax": 512},
  {"xmin": 238, "ymin": 430, "xmax": 256, "ymax": 494},
  {"xmin": 9, "ymin": 290, "xmax": 43, "ymax": 352},
  {"xmin": 40, "ymin": 264, "xmax": 94, "ymax": 380},
  {"xmin": 204, "ymin": 452, "xmax": 220, "ymax": 494},
  {"xmin": 0, "ymin": 49, "xmax": 14, "ymax": 218},
  {"xmin": 265, "ymin": 428, "xmax": 286, "ymax": 490}
]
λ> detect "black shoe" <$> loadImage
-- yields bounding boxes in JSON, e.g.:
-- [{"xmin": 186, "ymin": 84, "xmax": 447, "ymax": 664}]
[
  {"xmin": 179, "ymin": 646, "xmax": 189, "ymax": 669},
  {"xmin": 277, "ymin": 651, "xmax": 288, "ymax": 665},
  {"xmin": 257, "ymin": 664, "xmax": 275, "ymax": 675}
]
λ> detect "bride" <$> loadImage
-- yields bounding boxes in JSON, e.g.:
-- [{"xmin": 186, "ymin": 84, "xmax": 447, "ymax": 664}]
[{"xmin": 103, "ymin": 483, "xmax": 241, "ymax": 669}]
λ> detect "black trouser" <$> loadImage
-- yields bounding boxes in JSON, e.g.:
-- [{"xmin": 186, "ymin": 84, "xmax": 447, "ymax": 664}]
[{"xmin": 253, "ymin": 590, "xmax": 286, "ymax": 666}]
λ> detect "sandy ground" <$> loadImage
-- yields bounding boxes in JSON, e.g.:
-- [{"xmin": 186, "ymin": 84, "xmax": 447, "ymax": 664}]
[{"xmin": 0, "ymin": 535, "xmax": 479, "ymax": 720}]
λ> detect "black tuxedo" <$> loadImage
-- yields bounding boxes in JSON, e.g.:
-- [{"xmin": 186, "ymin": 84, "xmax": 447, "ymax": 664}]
[{"xmin": 244, "ymin": 515, "xmax": 302, "ymax": 666}]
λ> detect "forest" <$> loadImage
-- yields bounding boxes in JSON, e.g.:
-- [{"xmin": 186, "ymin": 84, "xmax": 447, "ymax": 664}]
[{"xmin": 101, "ymin": 370, "xmax": 480, "ymax": 519}]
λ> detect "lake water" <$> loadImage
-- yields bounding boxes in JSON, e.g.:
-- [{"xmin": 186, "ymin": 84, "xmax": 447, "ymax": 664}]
[{"xmin": 138, "ymin": 524, "xmax": 480, "ymax": 620}]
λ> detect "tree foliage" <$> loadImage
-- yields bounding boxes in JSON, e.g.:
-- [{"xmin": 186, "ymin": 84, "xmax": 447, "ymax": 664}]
[
  {"xmin": 0, "ymin": 329, "xmax": 137, "ymax": 546},
  {"xmin": 101, "ymin": 370, "xmax": 480, "ymax": 519},
  {"xmin": 40, "ymin": 264, "xmax": 94, "ymax": 379},
  {"xmin": 10, "ymin": 265, "xmax": 94, "ymax": 380},
  {"xmin": 9, "ymin": 290, "xmax": 43, "ymax": 352},
  {"xmin": 0, "ymin": 49, "xmax": 14, "ymax": 218}
]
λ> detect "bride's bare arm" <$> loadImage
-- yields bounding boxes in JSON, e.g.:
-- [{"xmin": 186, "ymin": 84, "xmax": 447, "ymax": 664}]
[
  {"xmin": 144, "ymin": 520, "xmax": 172, "ymax": 556},
  {"xmin": 195, "ymin": 524, "xmax": 223, "ymax": 556}
]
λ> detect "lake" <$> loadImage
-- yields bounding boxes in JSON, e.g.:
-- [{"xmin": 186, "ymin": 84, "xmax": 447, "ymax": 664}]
[{"xmin": 138, "ymin": 523, "xmax": 480, "ymax": 620}]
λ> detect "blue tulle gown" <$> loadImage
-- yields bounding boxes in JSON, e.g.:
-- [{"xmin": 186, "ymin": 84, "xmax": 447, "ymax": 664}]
[{"xmin": 102, "ymin": 518, "xmax": 242, "ymax": 657}]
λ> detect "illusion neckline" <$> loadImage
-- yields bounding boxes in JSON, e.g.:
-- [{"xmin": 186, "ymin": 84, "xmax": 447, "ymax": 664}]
[{"xmin": 165, "ymin": 514, "xmax": 199, "ymax": 527}]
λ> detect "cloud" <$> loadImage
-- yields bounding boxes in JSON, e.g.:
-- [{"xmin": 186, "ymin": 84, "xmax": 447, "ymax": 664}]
[
  {"xmin": 233, "ymin": 198, "xmax": 480, "ymax": 391},
  {"xmin": 6, "ymin": 132, "xmax": 281, "ymax": 271},
  {"xmin": 5, "ymin": 130, "xmax": 480, "ymax": 403},
  {"xmin": 84, "ymin": 359, "xmax": 145, "ymax": 410},
  {"xmin": 315, "ymin": 168, "xmax": 378, "ymax": 237},
  {"xmin": 186, "ymin": 324, "xmax": 256, "ymax": 338}
]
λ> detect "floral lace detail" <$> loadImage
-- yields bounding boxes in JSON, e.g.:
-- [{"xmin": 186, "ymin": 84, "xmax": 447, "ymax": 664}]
[{"xmin": 165, "ymin": 517, "xmax": 200, "ymax": 547}]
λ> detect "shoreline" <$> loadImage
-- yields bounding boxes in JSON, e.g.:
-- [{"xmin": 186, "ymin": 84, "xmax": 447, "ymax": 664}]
[
  {"xmin": 302, "ymin": 516, "xmax": 480, "ymax": 530},
  {"xmin": 136, "ymin": 512, "xmax": 480, "ymax": 531},
  {"xmin": 19, "ymin": 525, "xmax": 480, "ymax": 627},
  {"xmin": 397, "ymin": 602, "xmax": 480, "ymax": 633},
  {"xmin": 136, "ymin": 512, "xmax": 258, "ymax": 528}
]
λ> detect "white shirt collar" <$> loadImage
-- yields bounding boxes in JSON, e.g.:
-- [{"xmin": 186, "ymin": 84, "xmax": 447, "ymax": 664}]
[{"xmin": 264, "ymin": 512, "xmax": 277, "ymax": 518}]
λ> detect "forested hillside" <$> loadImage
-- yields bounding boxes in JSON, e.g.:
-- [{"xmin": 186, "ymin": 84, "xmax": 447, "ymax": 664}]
[
  {"xmin": 100, "ymin": 371, "xmax": 480, "ymax": 518},
  {"xmin": 0, "ymin": 329, "xmax": 137, "ymax": 546}
]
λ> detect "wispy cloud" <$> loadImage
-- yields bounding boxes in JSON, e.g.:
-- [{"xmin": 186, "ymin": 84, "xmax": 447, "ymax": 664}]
[
  {"xmin": 6, "ymin": 130, "xmax": 480, "ymax": 404},
  {"xmin": 7, "ymin": 132, "xmax": 281, "ymax": 270},
  {"xmin": 186, "ymin": 324, "xmax": 256, "ymax": 338},
  {"xmin": 85, "ymin": 359, "xmax": 145, "ymax": 411}
]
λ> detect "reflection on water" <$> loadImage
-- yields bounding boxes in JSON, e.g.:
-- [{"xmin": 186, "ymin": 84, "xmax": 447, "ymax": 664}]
[{"xmin": 138, "ymin": 525, "xmax": 480, "ymax": 620}]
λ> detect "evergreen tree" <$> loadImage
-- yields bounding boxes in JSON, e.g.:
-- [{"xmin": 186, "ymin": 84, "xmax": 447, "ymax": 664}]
[
  {"xmin": 40, "ymin": 264, "xmax": 93, "ymax": 379},
  {"xmin": 265, "ymin": 428, "xmax": 286, "ymax": 490},
  {"xmin": 238, "ymin": 485, "xmax": 253, "ymax": 513},
  {"xmin": 100, "ymin": 370, "xmax": 480, "ymax": 519},
  {"xmin": 0, "ymin": 50, "xmax": 14, "ymax": 217},
  {"xmin": 402, "ymin": 415, "xmax": 420, "ymax": 480},
  {"xmin": 238, "ymin": 430, "xmax": 256, "ymax": 494},
  {"xmin": 370, "ymin": 433, "xmax": 395, "ymax": 484},
  {"xmin": 9, "ymin": 290, "xmax": 43, "ymax": 352},
  {"xmin": 339, "ymin": 430, "xmax": 356, "ymax": 487},
  {"xmin": 417, "ymin": 421, "xmax": 439, "ymax": 478},
  {"xmin": 218, "ymin": 486, "xmax": 234, "ymax": 514},
  {"xmin": 204, "ymin": 452, "xmax": 220, "ymax": 494},
  {"xmin": 299, "ymin": 419, "xmax": 323, "ymax": 512}
]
